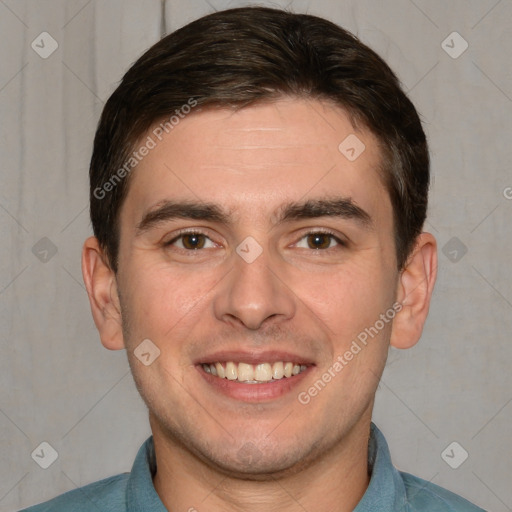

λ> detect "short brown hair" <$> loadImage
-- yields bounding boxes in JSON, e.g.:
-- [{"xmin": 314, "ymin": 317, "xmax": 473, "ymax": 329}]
[{"xmin": 89, "ymin": 6, "xmax": 429, "ymax": 272}]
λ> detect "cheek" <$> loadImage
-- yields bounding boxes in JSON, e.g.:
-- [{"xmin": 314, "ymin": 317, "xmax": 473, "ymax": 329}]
[
  {"xmin": 294, "ymin": 259, "xmax": 395, "ymax": 334},
  {"xmin": 120, "ymin": 259, "xmax": 220, "ymax": 340}
]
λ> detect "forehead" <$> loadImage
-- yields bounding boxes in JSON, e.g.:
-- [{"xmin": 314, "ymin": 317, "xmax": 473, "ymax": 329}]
[{"xmin": 122, "ymin": 98, "xmax": 389, "ymax": 227}]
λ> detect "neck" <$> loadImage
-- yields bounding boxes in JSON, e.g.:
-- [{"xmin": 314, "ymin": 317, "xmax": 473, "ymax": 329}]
[{"xmin": 152, "ymin": 415, "xmax": 372, "ymax": 512}]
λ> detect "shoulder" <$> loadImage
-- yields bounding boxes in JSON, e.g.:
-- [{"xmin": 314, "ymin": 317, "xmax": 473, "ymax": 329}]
[
  {"xmin": 401, "ymin": 471, "xmax": 485, "ymax": 512},
  {"xmin": 19, "ymin": 472, "xmax": 130, "ymax": 512}
]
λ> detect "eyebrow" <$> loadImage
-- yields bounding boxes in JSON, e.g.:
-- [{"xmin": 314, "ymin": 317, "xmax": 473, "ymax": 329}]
[{"xmin": 135, "ymin": 197, "xmax": 373, "ymax": 234}]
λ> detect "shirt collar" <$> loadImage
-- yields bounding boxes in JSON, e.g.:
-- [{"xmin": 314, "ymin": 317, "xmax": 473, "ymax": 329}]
[
  {"xmin": 126, "ymin": 434, "xmax": 167, "ymax": 511},
  {"xmin": 354, "ymin": 422, "xmax": 409, "ymax": 511},
  {"xmin": 126, "ymin": 422, "xmax": 407, "ymax": 511}
]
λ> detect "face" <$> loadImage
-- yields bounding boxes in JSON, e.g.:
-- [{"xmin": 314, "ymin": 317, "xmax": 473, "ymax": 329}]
[{"xmin": 115, "ymin": 98, "xmax": 401, "ymax": 476}]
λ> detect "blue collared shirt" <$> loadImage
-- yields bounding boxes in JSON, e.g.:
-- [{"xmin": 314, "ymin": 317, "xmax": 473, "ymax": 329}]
[{"xmin": 21, "ymin": 423, "xmax": 485, "ymax": 511}]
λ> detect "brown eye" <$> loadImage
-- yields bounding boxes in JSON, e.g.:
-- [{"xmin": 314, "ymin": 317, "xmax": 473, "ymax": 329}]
[
  {"xmin": 181, "ymin": 233, "xmax": 206, "ymax": 250},
  {"xmin": 166, "ymin": 232, "xmax": 215, "ymax": 250},
  {"xmin": 306, "ymin": 233, "xmax": 335, "ymax": 250}
]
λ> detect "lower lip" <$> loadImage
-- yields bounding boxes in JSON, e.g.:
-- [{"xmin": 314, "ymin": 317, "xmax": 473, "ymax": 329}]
[{"xmin": 197, "ymin": 365, "xmax": 313, "ymax": 402}]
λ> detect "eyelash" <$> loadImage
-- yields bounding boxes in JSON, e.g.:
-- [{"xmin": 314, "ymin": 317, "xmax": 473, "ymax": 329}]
[{"xmin": 163, "ymin": 228, "xmax": 347, "ymax": 253}]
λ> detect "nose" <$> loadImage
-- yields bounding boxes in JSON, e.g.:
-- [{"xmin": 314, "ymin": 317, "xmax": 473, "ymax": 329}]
[{"xmin": 212, "ymin": 245, "xmax": 296, "ymax": 330}]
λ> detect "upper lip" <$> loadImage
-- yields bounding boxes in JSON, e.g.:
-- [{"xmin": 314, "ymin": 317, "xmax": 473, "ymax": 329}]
[{"xmin": 195, "ymin": 350, "xmax": 315, "ymax": 366}]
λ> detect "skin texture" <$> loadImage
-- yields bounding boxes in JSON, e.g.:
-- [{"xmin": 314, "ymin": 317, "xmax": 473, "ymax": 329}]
[{"xmin": 82, "ymin": 98, "xmax": 437, "ymax": 512}]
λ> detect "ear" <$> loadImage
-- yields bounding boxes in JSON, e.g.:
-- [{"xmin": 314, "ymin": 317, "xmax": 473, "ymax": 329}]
[
  {"xmin": 81, "ymin": 236, "xmax": 125, "ymax": 350},
  {"xmin": 390, "ymin": 232, "xmax": 437, "ymax": 349}
]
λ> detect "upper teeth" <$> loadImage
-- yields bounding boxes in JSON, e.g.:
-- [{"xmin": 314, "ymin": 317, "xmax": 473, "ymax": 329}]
[{"xmin": 202, "ymin": 361, "xmax": 307, "ymax": 382}]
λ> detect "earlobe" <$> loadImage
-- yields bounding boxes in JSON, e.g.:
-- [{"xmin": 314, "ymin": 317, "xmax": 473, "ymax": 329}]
[
  {"xmin": 81, "ymin": 236, "xmax": 125, "ymax": 350},
  {"xmin": 390, "ymin": 232, "xmax": 438, "ymax": 349}
]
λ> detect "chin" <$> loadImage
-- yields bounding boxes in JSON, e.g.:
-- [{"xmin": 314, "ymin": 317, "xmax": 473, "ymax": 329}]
[{"xmin": 195, "ymin": 436, "xmax": 321, "ymax": 480}]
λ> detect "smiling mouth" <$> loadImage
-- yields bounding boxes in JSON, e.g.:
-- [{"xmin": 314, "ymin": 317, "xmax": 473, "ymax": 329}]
[{"xmin": 201, "ymin": 361, "xmax": 308, "ymax": 383}]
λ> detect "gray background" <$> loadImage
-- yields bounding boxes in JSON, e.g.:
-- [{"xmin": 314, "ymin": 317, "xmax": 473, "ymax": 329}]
[{"xmin": 1, "ymin": 0, "xmax": 511, "ymax": 510}]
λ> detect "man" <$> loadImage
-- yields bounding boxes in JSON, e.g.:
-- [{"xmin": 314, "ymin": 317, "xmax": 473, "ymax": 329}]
[{"xmin": 22, "ymin": 6, "xmax": 484, "ymax": 512}]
